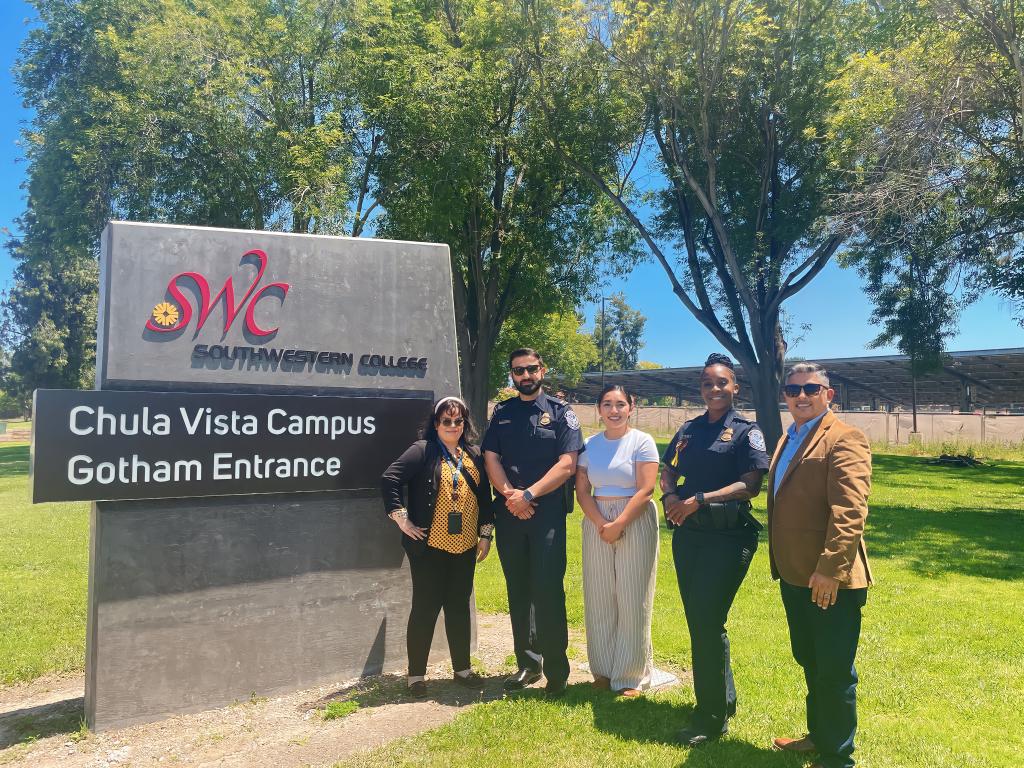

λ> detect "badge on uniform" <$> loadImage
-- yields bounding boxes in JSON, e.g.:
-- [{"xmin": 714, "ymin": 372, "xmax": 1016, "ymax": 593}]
[
  {"xmin": 565, "ymin": 409, "xmax": 580, "ymax": 430},
  {"xmin": 749, "ymin": 429, "xmax": 766, "ymax": 452},
  {"xmin": 539, "ymin": 413, "xmax": 552, "ymax": 426},
  {"xmin": 720, "ymin": 427, "xmax": 734, "ymax": 442}
]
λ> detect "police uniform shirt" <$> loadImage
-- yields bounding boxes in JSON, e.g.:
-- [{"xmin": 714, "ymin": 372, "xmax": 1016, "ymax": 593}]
[
  {"xmin": 482, "ymin": 391, "xmax": 585, "ymax": 494},
  {"xmin": 662, "ymin": 409, "xmax": 770, "ymax": 532}
]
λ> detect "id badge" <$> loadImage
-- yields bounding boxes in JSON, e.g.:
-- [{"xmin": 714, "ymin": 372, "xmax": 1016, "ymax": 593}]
[{"xmin": 448, "ymin": 512, "xmax": 463, "ymax": 535}]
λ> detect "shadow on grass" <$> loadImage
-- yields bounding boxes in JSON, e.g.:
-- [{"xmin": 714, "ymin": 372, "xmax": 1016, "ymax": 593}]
[
  {"xmin": 872, "ymin": 453, "xmax": 1024, "ymax": 488},
  {"xmin": 0, "ymin": 696, "xmax": 84, "ymax": 749},
  {"xmin": 868, "ymin": 503, "xmax": 1023, "ymax": 580},
  {"xmin": 0, "ymin": 444, "xmax": 29, "ymax": 479},
  {"xmin": 549, "ymin": 684, "xmax": 802, "ymax": 767},
  {"xmin": 305, "ymin": 671, "xmax": 512, "ymax": 712}
]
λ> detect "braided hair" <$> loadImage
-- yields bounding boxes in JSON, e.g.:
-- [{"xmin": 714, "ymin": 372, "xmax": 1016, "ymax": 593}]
[{"xmin": 703, "ymin": 352, "xmax": 735, "ymax": 372}]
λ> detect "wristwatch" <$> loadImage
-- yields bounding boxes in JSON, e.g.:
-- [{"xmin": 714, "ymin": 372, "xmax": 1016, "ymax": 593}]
[
  {"xmin": 523, "ymin": 489, "xmax": 535, "ymax": 503},
  {"xmin": 695, "ymin": 492, "xmax": 706, "ymax": 507}
]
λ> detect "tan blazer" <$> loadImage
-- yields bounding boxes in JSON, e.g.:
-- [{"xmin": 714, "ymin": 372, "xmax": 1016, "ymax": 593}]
[{"xmin": 767, "ymin": 410, "xmax": 873, "ymax": 589}]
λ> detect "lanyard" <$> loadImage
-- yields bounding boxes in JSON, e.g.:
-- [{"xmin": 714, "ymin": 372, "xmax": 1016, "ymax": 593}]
[{"xmin": 437, "ymin": 440, "xmax": 465, "ymax": 496}]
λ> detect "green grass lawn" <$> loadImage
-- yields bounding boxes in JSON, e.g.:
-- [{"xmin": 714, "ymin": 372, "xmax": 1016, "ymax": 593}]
[
  {"xmin": 0, "ymin": 444, "xmax": 89, "ymax": 684},
  {"xmin": 353, "ymin": 446, "xmax": 1024, "ymax": 768},
  {"xmin": 2, "ymin": 441, "xmax": 1022, "ymax": 767}
]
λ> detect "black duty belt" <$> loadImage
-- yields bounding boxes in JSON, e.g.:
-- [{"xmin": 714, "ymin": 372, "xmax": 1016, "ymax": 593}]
[{"xmin": 689, "ymin": 500, "xmax": 763, "ymax": 532}]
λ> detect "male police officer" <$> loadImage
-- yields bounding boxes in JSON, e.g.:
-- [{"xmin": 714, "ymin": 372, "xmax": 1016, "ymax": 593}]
[{"xmin": 482, "ymin": 348, "xmax": 584, "ymax": 696}]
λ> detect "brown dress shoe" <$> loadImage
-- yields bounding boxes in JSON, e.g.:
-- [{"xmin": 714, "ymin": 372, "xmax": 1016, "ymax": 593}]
[
  {"xmin": 772, "ymin": 735, "xmax": 816, "ymax": 753},
  {"xmin": 616, "ymin": 687, "xmax": 642, "ymax": 698},
  {"xmin": 592, "ymin": 675, "xmax": 611, "ymax": 690}
]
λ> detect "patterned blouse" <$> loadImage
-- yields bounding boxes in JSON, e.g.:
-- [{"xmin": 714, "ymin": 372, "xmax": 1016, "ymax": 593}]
[{"xmin": 427, "ymin": 452, "xmax": 481, "ymax": 554}]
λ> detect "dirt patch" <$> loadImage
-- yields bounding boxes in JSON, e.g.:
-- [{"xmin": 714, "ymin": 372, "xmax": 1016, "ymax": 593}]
[{"xmin": 0, "ymin": 613, "xmax": 676, "ymax": 768}]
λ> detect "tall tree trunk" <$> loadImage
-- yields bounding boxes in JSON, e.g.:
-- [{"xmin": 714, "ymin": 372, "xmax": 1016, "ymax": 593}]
[
  {"xmin": 459, "ymin": 330, "xmax": 493, "ymax": 433},
  {"xmin": 748, "ymin": 363, "xmax": 784, "ymax": 451}
]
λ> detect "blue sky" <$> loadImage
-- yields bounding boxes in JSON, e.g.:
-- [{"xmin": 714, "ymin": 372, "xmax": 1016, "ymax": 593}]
[{"xmin": 1, "ymin": 0, "xmax": 1022, "ymax": 366}]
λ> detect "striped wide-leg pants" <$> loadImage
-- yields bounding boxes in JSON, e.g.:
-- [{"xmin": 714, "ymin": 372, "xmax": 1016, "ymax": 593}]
[{"xmin": 582, "ymin": 497, "xmax": 660, "ymax": 691}]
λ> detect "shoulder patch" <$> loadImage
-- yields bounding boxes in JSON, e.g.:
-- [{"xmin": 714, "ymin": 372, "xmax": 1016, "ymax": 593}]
[
  {"xmin": 564, "ymin": 409, "xmax": 580, "ymax": 430},
  {"xmin": 748, "ymin": 428, "xmax": 766, "ymax": 453}
]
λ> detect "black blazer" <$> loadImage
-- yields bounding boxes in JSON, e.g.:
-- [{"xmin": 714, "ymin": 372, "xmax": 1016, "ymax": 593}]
[{"xmin": 380, "ymin": 439, "xmax": 494, "ymax": 554}]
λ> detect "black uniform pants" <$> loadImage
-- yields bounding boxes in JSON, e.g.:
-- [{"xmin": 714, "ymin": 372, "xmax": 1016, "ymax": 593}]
[
  {"xmin": 781, "ymin": 581, "xmax": 866, "ymax": 768},
  {"xmin": 672, "ymin": 525, "xmax": 758, "ymax": 730},
  {"xmin": 495, "ymin": 502, "xmax": 570, "ymax": 684},
  {"xmin": 406, "ymin": 544, "xmax": 477, "ymax": 677}
]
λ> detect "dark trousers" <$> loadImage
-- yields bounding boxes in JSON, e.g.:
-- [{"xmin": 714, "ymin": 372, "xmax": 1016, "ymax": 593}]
[
  {"xmin": 672, "ymin": 526, "xmax": 757, "ymax": 730},
  {"xmin": 495, "ymin": 504, "xmax": 570, "ymax": 684},
  {"xmin": 406, "ymin": 545, "xmax": 477, "ymax": 677},
  {"xmin": 780, "ymin": 580, "xmax": 866, "ymax": 768}
]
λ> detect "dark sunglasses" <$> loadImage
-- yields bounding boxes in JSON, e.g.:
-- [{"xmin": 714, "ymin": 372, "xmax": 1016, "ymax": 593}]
[
  {"xmin": 511, "ymin": 364, "xmax": 541, "ymax": 376},
  {"xmin": 440, "ymin": 417, "xmax": 465, "ymax": 427},
  {"xmin": 783, "ymin": 383, "xmax": 827, "ymax": 398}
]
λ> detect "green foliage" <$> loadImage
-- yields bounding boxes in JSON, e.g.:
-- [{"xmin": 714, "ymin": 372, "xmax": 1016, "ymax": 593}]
[
  {"xmin": 590, "ymin": 292, "xmax": 646, "ymax": 372},
  {"xmin": 489, "ymin": 309, "xmax": 598, "ymax": 394},
  {"xmin": 827, "ymin": 0, "xmax": 1024, "ymax": 326},
  {"xmin": 530, "ymin": 0, "xmax": 873, "ymax": 449},
  {"xmin": 356, "ymin": 0, "xmax": 631, "ymax": 421},
  {"xmin": 5, "ymin": 0, "xmax": 370, "ymax": 396}
]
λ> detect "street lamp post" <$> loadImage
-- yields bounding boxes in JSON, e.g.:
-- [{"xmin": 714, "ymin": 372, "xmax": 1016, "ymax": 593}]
[{"xmin": 600, "ymin": 295, "xmax": 607, "ymax": 389}]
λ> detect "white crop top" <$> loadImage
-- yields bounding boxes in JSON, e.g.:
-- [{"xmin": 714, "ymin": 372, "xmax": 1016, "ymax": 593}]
[{"xmin": 577, "ymin": 429, "xmax": 660, "ymax": 496}]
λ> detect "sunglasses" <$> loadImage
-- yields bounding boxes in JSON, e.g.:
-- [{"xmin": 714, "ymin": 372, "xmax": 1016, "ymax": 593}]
[
  {"xmin": 440, "ymin": 417, "xmax": 465, "ymax": 427},
  {"xmin": 511, "ymin": 364, "xmax": 541, "ymax": 376},
  {"xmin": 783, "ymin": 383, "xmax": 828, "ymax": 398}
]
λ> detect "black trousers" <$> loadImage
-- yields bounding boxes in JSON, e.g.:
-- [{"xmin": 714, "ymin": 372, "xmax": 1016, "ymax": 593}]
[
  {"xmin": 494, "ymin": 503, "xmax": 570, "ymax": 684},
  {"xmin": 406, "ymin": 544, "xmax": 477, "ymax": 677},
  {"xmin": 672, "ymin": 526, "xmax": 758, "ymax": 730},
  {"xmin": 781, "ymin": 580, "xmax": 866, "ymax": 768}
]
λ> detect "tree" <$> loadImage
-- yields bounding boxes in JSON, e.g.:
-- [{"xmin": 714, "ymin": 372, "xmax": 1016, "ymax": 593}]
[
  {"xmin": 590, "ymin": 292, "xmax": 647, "ymax": 371},
  {"xmin": 358, "ymin": 0, "xmax": 632, "ymax": 425},
  {"xmin": 529, "ymin": 0, "xmax": 869, "ymax": 449},
  {"xmin": 826, "ymin": 0, "xmax": 1024, "ymax": 325},
  {"xmin": 489, "ymin": 309, "xmax": 598, "ymax": 395},
  {"xmin": 5, "ymin": 0, "xmax": 373, "ymax": 396},
  {"xmin": 848, "ymin": 205, "xmax": 966, "ymax": 426}
]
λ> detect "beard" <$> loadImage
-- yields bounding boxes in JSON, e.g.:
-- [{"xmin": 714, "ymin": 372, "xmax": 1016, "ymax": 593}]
[{"xmin": 514, "ymin": 377, "xmax": 543, "ymax": 395}]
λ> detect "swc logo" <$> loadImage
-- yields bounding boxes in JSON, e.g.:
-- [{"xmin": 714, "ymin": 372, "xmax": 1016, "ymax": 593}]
[{"xmin": 146, "ymin": 249, "xmax": 290, "ymax": 337}]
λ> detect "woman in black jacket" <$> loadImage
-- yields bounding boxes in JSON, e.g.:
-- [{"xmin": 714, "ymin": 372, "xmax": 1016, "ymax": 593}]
[{"xmin": 380, "ymin": 395, "xmax": 494, "ymax": 697}]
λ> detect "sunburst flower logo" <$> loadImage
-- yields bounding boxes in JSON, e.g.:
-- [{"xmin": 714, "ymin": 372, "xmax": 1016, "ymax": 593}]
[{"xmin": 151, "ymin": 302, "xmax": 180, "ymax": 327}]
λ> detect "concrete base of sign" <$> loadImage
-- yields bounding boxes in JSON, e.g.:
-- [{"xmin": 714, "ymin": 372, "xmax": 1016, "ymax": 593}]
[{"xmin": 85, "ymin": 491, "xmax": 468, "ymax": 731}]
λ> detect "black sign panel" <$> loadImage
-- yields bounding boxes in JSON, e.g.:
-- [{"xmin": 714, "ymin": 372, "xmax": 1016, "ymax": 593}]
[{"xmin": 31, "ymin": 389, "xmax": 431, "ymax": 503}]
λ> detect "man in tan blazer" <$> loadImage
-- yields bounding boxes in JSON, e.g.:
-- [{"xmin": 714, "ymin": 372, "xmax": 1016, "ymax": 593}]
[{"xmin": 768, "ymin": 362, "xmax": 872, "ymax": 768}]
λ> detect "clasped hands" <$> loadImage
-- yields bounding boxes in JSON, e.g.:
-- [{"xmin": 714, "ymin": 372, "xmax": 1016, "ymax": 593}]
[
  {"xmin": 502, "ymin": 487, "xmax": 538, "ymax": 519},
  {"xmin": 663, "ymin": 494, "xmax": 700, "ymax": 525}
]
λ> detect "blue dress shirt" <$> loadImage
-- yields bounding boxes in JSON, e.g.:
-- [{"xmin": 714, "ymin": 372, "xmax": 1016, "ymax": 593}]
[{"xmin": 773, "ymin": 410, "xmax": 828, "ymax": 496}]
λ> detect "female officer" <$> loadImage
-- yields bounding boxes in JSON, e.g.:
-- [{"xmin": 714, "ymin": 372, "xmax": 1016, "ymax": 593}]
[{"xmin": 661, "ymin": 353, "xmax": 770, "ymax": 747}]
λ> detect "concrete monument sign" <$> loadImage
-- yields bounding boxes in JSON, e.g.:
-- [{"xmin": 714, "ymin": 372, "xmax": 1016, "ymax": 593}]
[{"xmin": 35, "ymin": 222, "xmax": 461, "ymax": 730}]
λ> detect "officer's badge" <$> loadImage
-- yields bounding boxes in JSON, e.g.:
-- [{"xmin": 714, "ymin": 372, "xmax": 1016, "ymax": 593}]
[
  {"xmin": 565, "ymin": 410, "xmax": 580, "ymax": 430},
  {"xmin": 749, "ymin": 429, "xmax": 766, "ymax": 452},
  {"xmin": 539, "ymin": 413, "xmax": 552, "ymax": 426},
  {"xmin": 720, "ymin": 427, "xmax": 734, "ymax": 442}
]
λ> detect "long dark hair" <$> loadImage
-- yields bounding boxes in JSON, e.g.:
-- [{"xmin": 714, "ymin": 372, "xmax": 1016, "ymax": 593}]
[{"xmin": 420, "ymin": 396, "xmax": 479, "ymax": 446}]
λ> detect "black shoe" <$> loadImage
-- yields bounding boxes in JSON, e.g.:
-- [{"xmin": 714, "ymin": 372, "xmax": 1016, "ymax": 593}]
[
  {"xmin": 676, "ymin": 722, "xmax": 727, "ymax": 747},
  {"xmin": 503, "ymin": 668, "xmax": 543, "ymax": 691},
  {"xmin": 544, "ymin": 680, "xmax": 568, "ymax": 698},
  {"xmin": 408, "ymin": 680, "xmax": 428, "ymax": 698},
  {"xmin": 453, "ymin": 671, "xmax": 485, "ymax": 689}
]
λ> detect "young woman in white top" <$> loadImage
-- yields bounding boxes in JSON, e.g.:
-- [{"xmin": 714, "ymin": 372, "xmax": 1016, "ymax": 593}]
[{"xmin": 575, "ymin": 384, "xmax": 661, "ymax": 696}]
